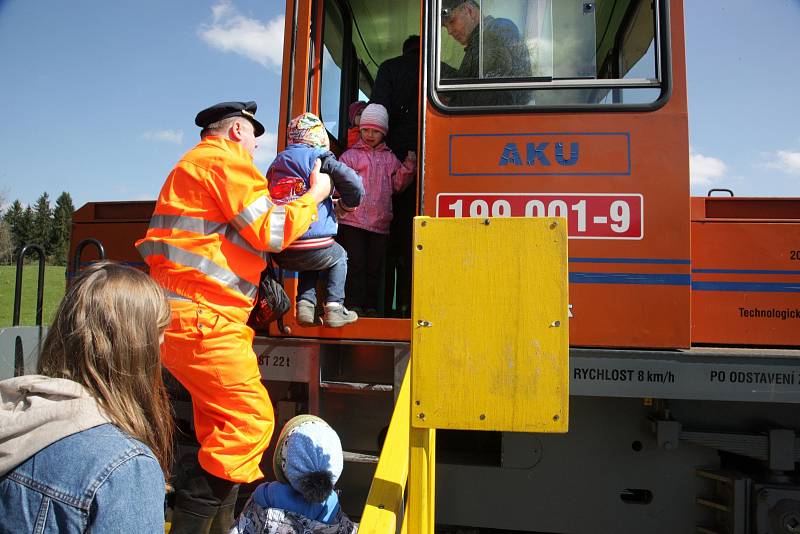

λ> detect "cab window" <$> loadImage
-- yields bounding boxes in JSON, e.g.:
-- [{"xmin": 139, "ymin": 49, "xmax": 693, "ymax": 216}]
[
  {"xmin": 435, "ymin": 0, "xmax": 664, "ymax": 108},
  {"xmin": 321, "ymin": 2, "xmax": 345, "ymax": 139}
]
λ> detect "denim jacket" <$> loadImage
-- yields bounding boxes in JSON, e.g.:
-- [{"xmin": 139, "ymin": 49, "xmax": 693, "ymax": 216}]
[{"xmin": 0, "ymin": 376, "xmax": 165, "ymax": 533}]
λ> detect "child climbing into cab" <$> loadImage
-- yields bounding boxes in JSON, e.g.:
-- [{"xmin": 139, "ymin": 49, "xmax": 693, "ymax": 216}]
[
  {"xmin": 337, "ymin": 103, "xmax": 416, "ymax": 317},
  {"xmin": 229, "ymin": 415, "xmax": 357, "ymax": 533},
  {"xmin": 267, "ymin": 113, "xmax": 364, "ymax": 328}
]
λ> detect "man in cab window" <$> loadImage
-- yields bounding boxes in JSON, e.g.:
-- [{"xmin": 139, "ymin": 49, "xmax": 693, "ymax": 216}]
[{"xmin": 441, "ymin": 0, "xmax": 532, "ymax": 106}]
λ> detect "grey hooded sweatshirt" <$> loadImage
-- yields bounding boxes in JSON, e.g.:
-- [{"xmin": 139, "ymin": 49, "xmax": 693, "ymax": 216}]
[{"xmin": 0, "ymin": 374, "xmax": 109, "ymax": 476}]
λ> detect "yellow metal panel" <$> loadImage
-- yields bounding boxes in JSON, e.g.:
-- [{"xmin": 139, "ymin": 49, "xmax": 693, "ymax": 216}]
[{"xmin": 411, "ymin": 217, "xmax": 569, "ymax": 432}]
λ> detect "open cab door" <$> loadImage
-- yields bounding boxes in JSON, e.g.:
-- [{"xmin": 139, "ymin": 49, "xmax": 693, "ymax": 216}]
[{"xmin": 274, "ymin": 0, "xmax": 422, "ymax": 341}]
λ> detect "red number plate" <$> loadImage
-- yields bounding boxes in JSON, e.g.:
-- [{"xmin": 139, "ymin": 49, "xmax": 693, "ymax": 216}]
[{"xmin": 435, "ymin": 193, "xmax": 644, "ymax": 240}]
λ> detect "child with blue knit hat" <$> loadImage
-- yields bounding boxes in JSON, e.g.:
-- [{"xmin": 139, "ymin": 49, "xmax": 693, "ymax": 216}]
[{"xmin": 229, "ymin": 415, "xmax": 357, "ymax": 534}]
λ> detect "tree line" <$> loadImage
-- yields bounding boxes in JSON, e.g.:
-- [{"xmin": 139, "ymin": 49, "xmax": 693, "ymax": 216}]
[{"xmin": 0, "ymin": 192, "xmax": 75, "ymax": 265}]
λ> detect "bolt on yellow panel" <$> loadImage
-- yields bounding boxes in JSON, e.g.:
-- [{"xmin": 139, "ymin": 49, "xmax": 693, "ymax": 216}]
[{"xmin": 411, "ymin": 216, "xmax": 569, "ymax": 433}]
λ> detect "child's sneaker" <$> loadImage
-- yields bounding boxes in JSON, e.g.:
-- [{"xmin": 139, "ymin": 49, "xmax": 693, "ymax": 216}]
[
  {"xmin": 296, "ymin": 300, "xmax": 317, "ymax": 326},
  {"xmin": 323, "ymin": 303, "xmax": 358, "ymax": 327}
]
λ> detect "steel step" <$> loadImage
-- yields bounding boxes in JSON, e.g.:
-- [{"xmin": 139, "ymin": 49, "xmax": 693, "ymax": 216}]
[
  {"xmin": 343, "ymin": 450, "xmax": 380, "ymax": 464},
  {"xmin": 320, "ymin": 380, "xmax": 393, "ymax": 393}
]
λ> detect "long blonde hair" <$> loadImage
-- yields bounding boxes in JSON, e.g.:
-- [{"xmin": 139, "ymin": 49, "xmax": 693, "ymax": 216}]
[{"xmin": 38, "ymin": 261, "xmax": 173, "ymax": 474}]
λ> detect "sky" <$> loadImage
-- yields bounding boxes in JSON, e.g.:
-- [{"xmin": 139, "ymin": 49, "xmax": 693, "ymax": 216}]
[{"xmin": 0, "ymin": 0, "xmax": 797, "ymax": 210}]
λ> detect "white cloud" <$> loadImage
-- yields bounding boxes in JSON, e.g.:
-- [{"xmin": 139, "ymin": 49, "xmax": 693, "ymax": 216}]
[
  {"xmin": 689, "ymin": 149, "xmax": 727, "ymax": 186},
  {"xmin": 767, "ymin": 150, "xmax": 800, "ymax": 176},
  {"xmin": 199, "ymin": 1, "xmax": 284, "ymax": 70},
  {"xmin": 253, "ymin": 131, "xmax": 278, "ymax": 166},
  {"xmin": 141, "ymin": 129, "xmax": 184, "ymax": 144}
]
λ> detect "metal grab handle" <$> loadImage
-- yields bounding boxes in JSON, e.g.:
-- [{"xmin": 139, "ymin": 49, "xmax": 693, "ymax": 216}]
[
  {"xmin": 71, "ymin": 238, "xmax": 106, "ymax": 278},
  {"xmin": 14, "ymin": 335, "xmax": 24, "ymax": 377},
  {"xmin": 707, "ymin": 188, "xmax": 734, "ymax": 197},
  {"xmin": 13, "ymin": 244, "xmax": 45, "ymax": 326}
]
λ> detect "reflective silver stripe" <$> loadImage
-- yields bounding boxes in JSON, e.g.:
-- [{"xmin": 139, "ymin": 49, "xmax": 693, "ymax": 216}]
[
  {"xmin": 232, "ymin": 196, "xmax": 274, "ymax": 230},
  {"xmin": 137, "ymin": 241, "xmax": 257, "ymax": 299},
  {"xmin": 149, "ymin": 214, "xmax": 269, "ymax": 261},
  {"xmin": 163, "ymin": 289, "xmax": 191, "ymax": 302},
  {"xmin": 267, "ymin": 205, "xmax": 286, "ymax": 252},
  {"xmin": 232, "ymin": 196, "xmax": 286, "ymax": 252}
]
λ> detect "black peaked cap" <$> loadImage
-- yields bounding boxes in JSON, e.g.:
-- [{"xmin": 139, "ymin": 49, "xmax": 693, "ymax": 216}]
[{"xmin": 195, "ymin": 101, "xmax": 265, "ymax": 137}]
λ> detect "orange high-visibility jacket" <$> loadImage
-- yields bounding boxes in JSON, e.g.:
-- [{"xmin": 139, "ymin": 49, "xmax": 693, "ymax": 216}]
[{"xmin": 136, "ymin": 136, "xmax": 318, "ymax": 321}]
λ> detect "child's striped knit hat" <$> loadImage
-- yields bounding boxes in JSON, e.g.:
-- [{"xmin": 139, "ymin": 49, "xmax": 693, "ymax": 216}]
[
  {"xmin": 359, "ymin": 103, "xmax": 389, "ymax": 135},
  {"xmin": 287, "ymin": 112, "xmax": 330, "ymax": 149}
]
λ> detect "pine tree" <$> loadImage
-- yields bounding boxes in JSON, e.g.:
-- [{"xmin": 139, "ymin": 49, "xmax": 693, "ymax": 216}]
[
  {"xmin": 0, "ymin": 191, "xmax": 8, "ymax": 263},
  {"xmin": 0, "ymin": 219, "xmax": 11, "ymax": 264},
  {"xmin": 51, "ymin": 191, "xmax": 75, "ymax": 265},
  {"xmin": 3, "ymin": 200, "xmax": 23, "ymax": 234},
  {"xmin": 31, "ymin": 192, "xmax": 53, "ymax": 257},
  {"xmin": 20, "ymin": 205, "xmax": 35, "ymax": 256},
  {"xmin": 0, "ymin": 219, "xmax": 14, "ymax": 265},
  {"xmin": 3, "ymin": 200, "xmax": 31, "ymax": 258}
]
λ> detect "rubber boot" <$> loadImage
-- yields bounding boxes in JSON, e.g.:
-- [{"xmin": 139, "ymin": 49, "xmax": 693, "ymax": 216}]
[
  {"xmin": 208, "ymin": 484, "xmax": 239, "ymax": 534},
  {"xmin": 209, "ymin": 502, "xmax": 237, "ymax": 534},
  {"xmin": 169, "ymin": 463, "xmax": 239, "ymax": 534},
  {"xmin": 169, "ymin": 509, "xmax": 214, "ymax": 534}
]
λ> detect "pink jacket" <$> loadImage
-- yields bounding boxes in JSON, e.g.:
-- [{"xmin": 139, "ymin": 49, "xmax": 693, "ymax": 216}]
[{"xmin": 338, "ymin": 139, "xmax": 416, "ymax": 235}]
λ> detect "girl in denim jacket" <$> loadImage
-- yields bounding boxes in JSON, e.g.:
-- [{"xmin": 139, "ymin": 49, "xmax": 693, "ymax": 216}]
[
  {"xmin": 338, "ymin": 103, "xmax": 416, "ymax": 316},
  {"xmin": 0, "ymin": 262, "xmax": 174, "ymax": 533}
]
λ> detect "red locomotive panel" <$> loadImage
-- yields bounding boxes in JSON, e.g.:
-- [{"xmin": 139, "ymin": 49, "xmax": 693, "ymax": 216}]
[
  {"xmin": 68, "ymin": 201, "xmax": 154, "ymax": 276},
  {"xmin": 424, "ymin": 110, "xmax": 691, "ymax": 349},
  {"xmin": 691, "ymin": 196, "xmax": 800, "ymax": 347}
]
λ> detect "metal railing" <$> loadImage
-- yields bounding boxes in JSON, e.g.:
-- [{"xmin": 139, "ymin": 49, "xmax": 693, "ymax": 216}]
[
  {"xmin": 7, "ymin": 243, "xmax": 48, "ymax": 378},
  {"xmin": 360, "ymin": 371, "xmax": 411, "ymax": 533},
  {"xmin": 13, "ymin": 244, "xmax": 46, "ymax": 327},
  {"xmin": 70, "ymin": 238, "xmax": 106, "ymax": 279}
]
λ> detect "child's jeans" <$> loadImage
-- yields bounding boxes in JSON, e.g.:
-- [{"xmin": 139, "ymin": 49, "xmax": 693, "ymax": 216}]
[{"xmin": 273, "ymin": 242, "xmax": 347, "ymax": 305}]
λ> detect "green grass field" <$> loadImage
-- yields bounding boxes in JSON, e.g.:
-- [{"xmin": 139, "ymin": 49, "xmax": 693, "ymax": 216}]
[{"xmin": 0, "ymin": 265, "xmax": 66, "ymax": 327}]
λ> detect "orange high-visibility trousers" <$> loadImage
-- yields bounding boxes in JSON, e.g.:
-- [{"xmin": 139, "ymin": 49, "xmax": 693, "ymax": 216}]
[{"xmin": 163, "ymin": 299, "xmax": 274, "ymax": 484}]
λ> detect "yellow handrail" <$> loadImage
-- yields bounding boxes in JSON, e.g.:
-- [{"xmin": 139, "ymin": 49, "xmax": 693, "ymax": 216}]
[{"xmin": 359, "ymin": 369, "xmax": 410, "ymax": 532}]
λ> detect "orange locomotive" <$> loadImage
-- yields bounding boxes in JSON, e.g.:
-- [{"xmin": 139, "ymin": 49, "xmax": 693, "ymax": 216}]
[
  {"xmin": 66, "ymin": 1, "xmax": 800, "ymax": 532},
  {"xmin": 272, "ymin": 0, "xmax": 693, "ymax": 349}
]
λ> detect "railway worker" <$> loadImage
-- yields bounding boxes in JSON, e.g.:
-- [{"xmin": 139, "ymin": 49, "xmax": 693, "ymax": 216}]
[
  {"xmin": 440, "ymin": 0, "xmax": 532, "ymax": 106},
  {"xmin": 136, "ymin": 101, "xmax": 332, "ymax": 533}
]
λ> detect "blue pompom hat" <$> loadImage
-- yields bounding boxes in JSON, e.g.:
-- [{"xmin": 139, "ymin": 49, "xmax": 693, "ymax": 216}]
[{"xmin": 273, "ymin": 415, "xmax": 343, "ymax": 500}]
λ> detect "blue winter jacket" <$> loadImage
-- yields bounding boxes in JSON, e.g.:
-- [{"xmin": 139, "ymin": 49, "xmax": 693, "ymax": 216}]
[{"xmin": 266, "ymin": 144, "xmax": 363, "ymax": 249}]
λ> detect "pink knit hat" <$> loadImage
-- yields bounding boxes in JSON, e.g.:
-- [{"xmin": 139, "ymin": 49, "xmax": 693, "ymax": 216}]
[
  {"xmin": 348, "ymin": 101, "xmax": 367, "ymax": 126},
  {"xmin": 359, "ymin": 103, "xmax": 389, "ymax": 135}
]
